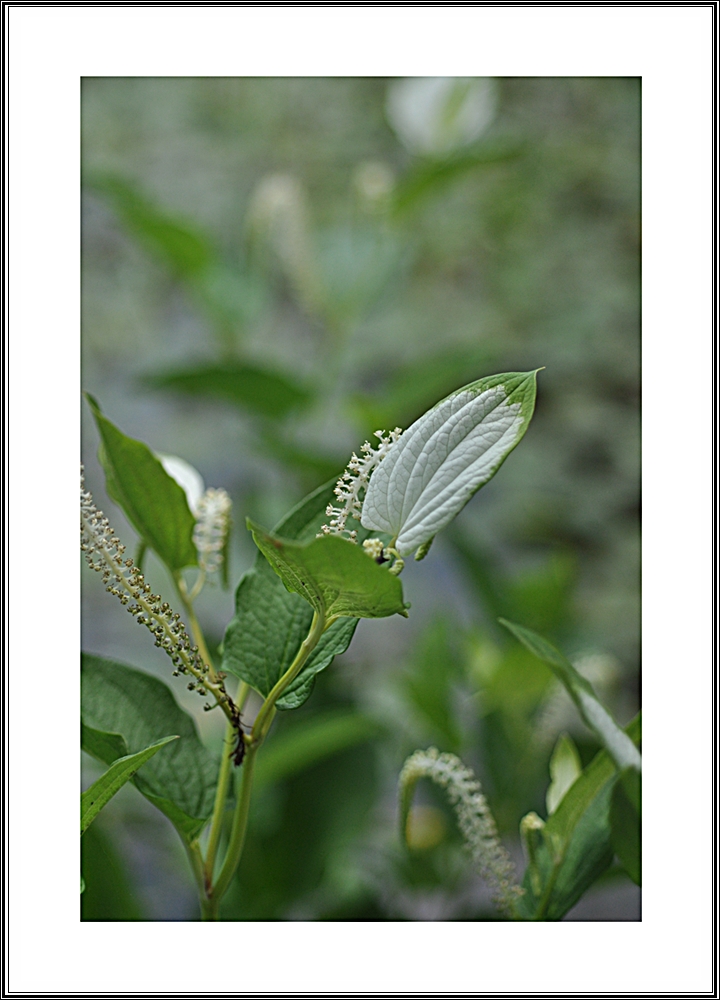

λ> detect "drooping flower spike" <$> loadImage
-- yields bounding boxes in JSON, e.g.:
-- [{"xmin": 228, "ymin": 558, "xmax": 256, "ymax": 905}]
[
  {"xmin": 80, "ymin": 469, "xmax": 236, "ymax": 724},
  {"xmin": 398, "ymin": 747, "xmax": 524, "ymax": 918}
]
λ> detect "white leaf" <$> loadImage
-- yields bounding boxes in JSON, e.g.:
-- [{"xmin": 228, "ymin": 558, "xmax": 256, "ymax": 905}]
[
  {"xmin": 157, "ymin": 454, "xmax": 205, "ymax": 515},
  {"xmin": 361, "ymin": 372, "xmax": 539, "ymax": 555},
  {"xmin": 546, "ymin": 734, "xmax": 582, "ymax": 816},
  {"xmin": 385, "ymin": 77, "xmax": 498, "ymax": 156}
]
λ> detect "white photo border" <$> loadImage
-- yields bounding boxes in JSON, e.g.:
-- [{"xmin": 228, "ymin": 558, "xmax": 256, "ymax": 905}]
[{"xmin": 7, "ymin": 5, "xmax": 716, "ymax": 995}]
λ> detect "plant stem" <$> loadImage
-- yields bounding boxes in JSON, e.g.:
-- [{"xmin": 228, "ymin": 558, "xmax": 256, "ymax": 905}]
[
  {"xmin": 202, "ymin": 612, "xmax": 326, "ymax": 917},
  {"xmin": 204, "ymin": 680, "xmax": 250, "ymax": 887},
  {"xmin": 207, "ymin": 741, "xmax": 258, "ymax": 914},
  {"xmin": 188, "ymin": 568, "xmax": 207, "ymax": 604},
  {"xmin": 174, "ymin": 573, "xmax": 217, "ymax": 680},
  {"xmin": 183, "ymin": 838, "xmax": 211, "ymax": 918},
  {"xmin": 252, "ymin": 610, "xmax": 325, "ymax": 745}
]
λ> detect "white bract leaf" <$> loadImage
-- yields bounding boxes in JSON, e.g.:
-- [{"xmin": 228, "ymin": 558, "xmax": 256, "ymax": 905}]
[
  {"xmin": 386, "ymin": 77, "xmax": 498, "ymax": 157},
  {"xmin": 157, "ymin": 454, "xmax": 205, "ymax": 515},
  {"xmin": 361, "ymin": 371, "xmax": 539, "ymax": 556}
]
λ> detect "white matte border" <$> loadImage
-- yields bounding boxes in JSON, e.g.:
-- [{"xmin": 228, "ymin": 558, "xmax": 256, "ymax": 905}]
[{"xmin": 7, "ymin": 5, "xmax": 714, "ymax": 995}]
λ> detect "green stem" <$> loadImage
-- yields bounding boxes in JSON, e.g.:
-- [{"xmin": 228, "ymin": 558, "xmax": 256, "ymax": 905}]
[
  {"xmin": 183, "ymin": 838, "xmax": 212, "ymax": 919},
  {"xmin": 174, "ymin": 573, "xmax": 217, "ymax": 680},
  {"xmin": 203, "ymin": 612, "xmax": 326, "ymax": 916},
  {"xmin": 251, "ymin": 610, "xmax": 325, "ymax": 745},
  {"xmin": 188, "ymin": 568, "xmax": 206, "ymax": 604},
  {"xmin": 208, "ymin": 742, "xmax": 258, "ymax": 912},
  {"xmin": 204, "ymin": 681, "xmax": 250, "ymax": 886}
]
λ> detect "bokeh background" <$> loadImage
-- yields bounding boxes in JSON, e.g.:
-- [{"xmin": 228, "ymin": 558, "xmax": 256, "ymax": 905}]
[{"xmin": 81, "ymin": 76, "xmax": 640, "ymax": 921}]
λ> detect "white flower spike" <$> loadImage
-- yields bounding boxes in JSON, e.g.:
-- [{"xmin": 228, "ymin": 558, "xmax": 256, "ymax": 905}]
[{"xmin": 361, "ymin": 371, "xmax": 540, "ymax": 556}]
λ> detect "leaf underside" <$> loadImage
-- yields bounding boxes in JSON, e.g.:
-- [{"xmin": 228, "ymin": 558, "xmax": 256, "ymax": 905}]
[{"xmin": 361, "ymin": 371, "xmax": 539, "ymax": 555}]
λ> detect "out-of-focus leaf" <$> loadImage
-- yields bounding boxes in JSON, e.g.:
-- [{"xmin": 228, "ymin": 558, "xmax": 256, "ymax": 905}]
[
  {"xmin": 81, "ymin": 721, "xmax": 128, "ymax": 764},
  {"xmin": 142, "ymin": 362, "xmax": 312, "ymax": 419},
  {"xmin": 260, "ymin": 429, "xmax": 344, "ymax": 484},
  {"xmin": 550, "ymin": 713, "xmax": 641, "ymax": 847},
  {"xmin": 449, "ymin": 528, "xmax": 576, "ymax": 637},
  {"xmin": 351, "ymin": 347, "xmax": 499, "ymax": 448},
  {"xmin": 254, "ymin": 710, "xmax": 381, "ymax": 790},
  {"xmin": 81, "ymin": 736, "xmax": 178, "ymax": 834},
  {"xmin": 194, "ymin": 263, "xmax": 267, "ymax": 332},
  {"xmin": 315, "ymin": 225, "xmax": 404, "ymax": 325},
  {"xmin": 499, "ymin": 619, "xmax": 641, "ymax": 773},
  {"xmin": 504, "ymin": 553, "xmax": 576, "ymax": 636},
  {"xmin": 81, "ymin": 654, "xmax": 217, "ymax": 841},
  {"xmin": 85, "ymin": 395, "xmax": 198, "ymax": 571},
  {"xmin": 223, "ymin": 482, "xmax": 363, "ymax": 709},
  {"xmin": 403, "ymin": 618, "xmax": 463, "ymax": 751},
  {"xmin": 81, "ymin": 822, "xmax": 143, "ymax": 921},
  {"xmin": 392, "ymin": 141, "xmax": 524, "ymax": 214},
  {"xmin": 248, "ymin": 520, "xmax": 407, "ymax": 621},
  {"xmin": 610, "ymin": 768, "xmax": 641, "ymax": 885},
  {"xmin": 222, "ymin": 740, "xmax": 377, "ymax": 920},
  {"xmin": 362, "ymin": 372, "xmax": 539, "ymax": 556},
  {"xmin": 515, "ymin": 714, "xmax": 641, "ymax": 920},
  {"xmin": 546, "ymin": 733, "xmax": 582, "ymax": 816},
  {"xmin": 87, "ymin": 173, "xmax": 214, "ymax": 278}
]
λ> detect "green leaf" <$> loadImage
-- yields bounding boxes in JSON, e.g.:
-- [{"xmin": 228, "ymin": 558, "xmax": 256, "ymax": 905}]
[
  {"xmin": 546, "ymin": 734, "xmax": 582, "ymax": 816},
  {"xmin": 362, "ymin": 371, "xmax": 540, "ymax": 556},
  {"xmin": 247, "ymin": 520, "xmax": 407, "ymax": 621},
  {"xmin": 81, "ymin": 721, "xmax": 128, "ymax": 763},
  {"xmin": 550, "ymin": 713, "xmax": 641, "ymax": 846},
  {"xmin": 315, "ymin": 224, "xmax": 404, "ymax": 325},
  {"xmin": 403, "ymin": 618, "xmax": 463, "ymax": 751},
  {"xmin": 224, "ymin": 559, "xmax": 358, "ymax": 708},
  {"xmin": 610, "ymin": 768, "xmax": 641, "ymax": 885},
  {"xmin": 222, "ymin": 481, "xmax": 371, "ymax": 709},
  {"xmin": 87, "ymin": 174, "xmax": 213, "ymax": 279},
  {"xmin": 81, "ymin": 736, "xmax": 178, "ymax": 835},
  {"xmin": 81, "ymin": 822, "xmax": 144, "ymax": 920},
  {"xmin": 350, "ymin": 346, "xmax": 499, "ymax": 435},
  {"xmin": 81, "ymin": 654, "xmax": 218, "ymax": 841},
  {"xmin": 447, "ymin": 528, "xmax": 575, "ymax": 639},
  {"xmin": 392, "ymin": 140, "xmax": 524, "ymax": 214},
  {"xmin": 85, "ymin": 395, "xmax": 198, "ymax": 571},
  {"xmin": 254, "ymin": 710, "xmax": 380, "ymax": 790},
  {"xmin": 142, "ymin": 362, "xmax": 312, "ymax": 419},
  {"xmin": 260, "ymin": 428, "xmax": 345, "ymax": 485},
  {"xmin": 498, "ymin": 619, "xmax": 641, "ymax": 773},
  {"xmin": 515, "ymin": 714, "xmax": 641, "ymax": 920}
]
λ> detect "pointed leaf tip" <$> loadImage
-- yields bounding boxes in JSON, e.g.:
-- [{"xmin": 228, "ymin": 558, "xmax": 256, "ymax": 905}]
[{"xmin": 361, "ymin": 371, "xmax": 539, "ymax": 555}]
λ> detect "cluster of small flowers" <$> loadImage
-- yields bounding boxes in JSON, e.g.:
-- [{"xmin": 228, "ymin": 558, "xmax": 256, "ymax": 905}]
[
  {"xmin": 399, "ymin": 747, "xmax": 523, "ymax": 917},
  {"xmin": 81, "ymin": 470, "xmax": 213, "ymax": 700},
  {"xmin": 319, "ymin": 428, "xmax": 402, "ymax": 541},
  {"xmin": 193, "ymin": 488, "xmax": 232, "ymax": 575}
]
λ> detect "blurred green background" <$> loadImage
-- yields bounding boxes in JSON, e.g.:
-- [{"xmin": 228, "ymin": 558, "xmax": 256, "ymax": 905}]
[{"xmin": 81, "ymin": 76, "xmax": 640, "ymax": 920}]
